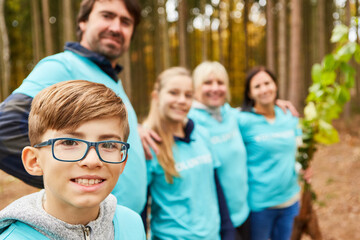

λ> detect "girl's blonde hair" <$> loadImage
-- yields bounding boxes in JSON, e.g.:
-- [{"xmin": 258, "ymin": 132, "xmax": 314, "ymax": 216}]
[
  {"xmin": 193, "ymin": 61, "xmax": 231, "ymax": 102},
  {"xmin": 143, "ymin": 67, "xmax": 191, "ymax": 183}
]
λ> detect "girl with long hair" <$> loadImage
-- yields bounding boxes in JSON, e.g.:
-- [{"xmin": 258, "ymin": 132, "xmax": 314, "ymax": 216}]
[{"xmin": 143, "ymin": 67, "xmax": 231, "ymax": 240}]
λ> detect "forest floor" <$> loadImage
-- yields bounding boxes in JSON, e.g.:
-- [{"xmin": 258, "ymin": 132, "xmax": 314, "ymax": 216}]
[{"xmin": 0, "ymin": 116, "xmax": 359, "ymax": 239}]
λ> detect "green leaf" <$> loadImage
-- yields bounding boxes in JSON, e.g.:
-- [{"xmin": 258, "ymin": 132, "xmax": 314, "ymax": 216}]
[
  {"xmin": 340, "ymin": 62, "xmax": 355, "ymax": 88},
  {"xmin": 308, "ymin": 83, "xmax": 325, "ymax": 100},
  {"xmin": 304, "ymin": 102, "xmax": 317, "ymax": 121},
  {"xmin": 334, "ymin": 42, "xmax": 357, "ymax": 62},
  {"xmin": 322, "ymin": 55, "xmax": 336, "ymax": 71},
  {"xmin": 320, "ymin": 71, "xmax": 337, "ymax": 86},
  {"xmin": 319, "ymin": 102, "xmax": 341, "ymax": 122},
  {"xmin": 331, "ymin": 24, "xmax": 349, "ymax": 43},
  {"xmin": 311, "ymin": 64, "xmax": 322, "ymax": 83},
  {"xmin": 354, "ymin": 45, "xmax": 360, "ymax": 63},
  {"xmin": 337, "ymin": 86, "xmax": 351, "ymax": 104},
  {"xmin": 314, "ymin": 120, "xmax": 339, "ymax": 144}
]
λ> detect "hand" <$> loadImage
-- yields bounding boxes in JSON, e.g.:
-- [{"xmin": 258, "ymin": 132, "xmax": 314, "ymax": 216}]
[
  {"xmin": 301, "ymin": 167, "xmax": 313, "ymax": 184},
  {"xmin": 275, "ymin": 99, "xmax": 299, "ymax": 117},
  {"xmin": 138, "ymin": 124, "xmax": 162, "ymax": 160}
]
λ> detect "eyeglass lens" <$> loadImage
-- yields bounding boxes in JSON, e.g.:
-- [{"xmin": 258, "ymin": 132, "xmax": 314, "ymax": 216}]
[{"xmin": 53, "ymin": 139, "xmax": 126, "ymax": 162}]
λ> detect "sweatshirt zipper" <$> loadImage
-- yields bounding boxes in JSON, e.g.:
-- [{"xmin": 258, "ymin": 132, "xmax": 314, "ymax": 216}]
[{"xmin": 83, "ymin": 226, "xmax": 91, "ymax": 240}]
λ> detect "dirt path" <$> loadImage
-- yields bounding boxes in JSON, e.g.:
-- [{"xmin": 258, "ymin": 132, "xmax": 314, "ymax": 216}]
[
  {"xmin": 303, "ymin": 117, "xmax": 360, "ymax": 240},
  {"xmin": 0, "ymin": 117, "xmax": 359, "ymax": 239}
]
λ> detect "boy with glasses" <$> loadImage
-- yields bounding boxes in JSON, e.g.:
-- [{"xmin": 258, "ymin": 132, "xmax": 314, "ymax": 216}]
[{"xmin": 0, "ymin": 80, "xmax": 146, "ymax": 239}]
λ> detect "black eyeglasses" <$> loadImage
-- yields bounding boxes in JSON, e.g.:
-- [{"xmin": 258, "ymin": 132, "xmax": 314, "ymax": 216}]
[{"xmin": 34, "ymin": 138, "xmax": 130, "ymax": 164}]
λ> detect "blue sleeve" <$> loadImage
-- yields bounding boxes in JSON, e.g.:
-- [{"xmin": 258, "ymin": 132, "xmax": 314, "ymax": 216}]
[
  {"xmin": 140, "ymin": 186, "xmax": 150, "ymax": 233},
  {"xmin": 0, "ymin": 93, "xmax": 43, "ymax": 188},
  {"xmin": 214, "ymin": 170, "xmax": 235, "ymax": 240}
]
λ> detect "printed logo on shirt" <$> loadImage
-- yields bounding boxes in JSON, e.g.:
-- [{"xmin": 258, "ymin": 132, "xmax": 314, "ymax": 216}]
[
  {"xmin": 254, "ymin": 130, "xmax": 295, "ymax": 142},
  {"xmin": 210, "ymin": 131, "xmax": 238, "ymax": 144},
  {"xmin": 175, "ymin": 154, "xmax": 212, "ymax": 172}
]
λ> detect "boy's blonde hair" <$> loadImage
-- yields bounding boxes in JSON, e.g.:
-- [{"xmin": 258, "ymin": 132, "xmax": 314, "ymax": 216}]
[
  {"xmin": 29, "ymin": 80, "xmax": 129, "ymax": 145},
  {"xmin": 144, "ymin": 67, "xmax": 191, "ymax": 184},
  {"xmin": 193, "ymin": 61, "xmax": 231, "ymax": 102}
]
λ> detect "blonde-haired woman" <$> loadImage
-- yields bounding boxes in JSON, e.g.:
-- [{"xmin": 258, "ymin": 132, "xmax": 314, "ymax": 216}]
[
  {"xmin": 143, "ymin": 67, "xmax": 232, "ymax": 240},
  {"xmin": 188, "ymin": 61, "xmax": 250, "ymax": 240}
]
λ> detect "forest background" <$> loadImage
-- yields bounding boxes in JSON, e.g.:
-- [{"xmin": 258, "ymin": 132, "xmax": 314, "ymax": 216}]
[
  {"xmin": 1, "ymin": 0, "xmax": 360, "ymax": 119},
  {"xmin": 1, "ymin": 1, "xmax": 360, "ymax": 239}
]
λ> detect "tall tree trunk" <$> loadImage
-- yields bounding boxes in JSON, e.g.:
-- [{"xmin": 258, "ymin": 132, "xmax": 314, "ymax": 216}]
[
  {"xmin": 317, "ymin": 0, "xmax": 326, "ymax": 62},
  {"xmin": 227, "ymin": 0, "xmax": 233, "ymax": 70},
  {"xmin": 325, "ymin": 1, "xmax": 334, "ymax": 54},
  {"xmin": 0, "ymin": 0, "xmax": 10, "ymax": 99},
  {"xmin": 63, "ymin": 0, "xmax": 75, "ymax": 44},
  {"xmin": 218, "ymin": 1, "xmax": 224, "ymax": 65},
  {"xmin": 291, "ymin": 189, "xmax": 322, "ymax": 240},
  {"xmin": 243, "ymin": 0, "xmax": 249, "ymax": 71},
  {"xmin": 266, "ymin": 0, "xmax": 276, "ymax": 73},
  {"xmin": 178, "ymin": 0, "xmax": 188, "ymax": 68},
  {"xmin": 119, "ymin": 51, "xmax": 132, "ymax": 100},
  {"xmin": 160, "ymin": 1, "xmax": 170, "ymax": 69},
  {"xmin": 278, "ymin": 0, "xmax": 287, "ymax": 99},
  {"xmin": 41, "ymin": 0, "xmax": 54, "ymax": 55},
  {"xmin": 303, "ymin": 0, "xmax": 313, "ymax": 97},
  {"xmin": 355, "ymin": 0, "xmax": 360, "ymax": 104},
  {"xmin": 31, "ymin": 0, "xmax": 42, "ymax": 63},
  {"xmin": 344, "ymin": 0, "xmax": 351, "ymax": 119},
  {"xmin": 201, "ymin": 0, "xmax": 208, "ymax": 61},
  {"xmin": 289, "ymin": 0, "xmax": 303, "ymax": 111},
  {"xmin": 154, "ymin": 0, "xmax": 169, "ymax": 75}
]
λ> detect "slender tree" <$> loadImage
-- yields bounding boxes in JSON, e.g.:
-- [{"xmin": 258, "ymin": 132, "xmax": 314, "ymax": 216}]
[
  {"xmin": 303, "ymin": 0, "xmax": 313, "ymax": 92},
  {"xmin": 289, "ymin": 0, "xmax": 303, "ymax": 110},
  {"xmin": 343, "ymin": 0, "xmax": 351, "ymax": 119},
  {"xmin": 63, "ymin": 0, "xmax": 75, "ymax": 44},
  {"xmin": 217, "ymin": 1, "xmax": 224, "ymax": 64},
  {"xmin": 178, "ymin": 0, "xmax": 188, "ymax": 68},
  {"xmin": 266, "ymin": 0, "xmax": 276, "ymax": 73},
  {"xmin": 154, "ymin": 0, "xmax": 170, "ymax": 75},
  {"xmin": 0, "ymin": 0, "xmax": 10, "ymax": 100},
  {"xmin": 278, "ymin": 0, "xmax": 287, "ymax": 99},
  {"xmin": 41, "ymin": 0, "xmax": 54, "ymax": 55},
  {"xmin": 317, "ymin": 0, "xmax": 326, "ymax": 62},
  {"xmin": 31, "ymin": 0, "xmax": 42, "ymax": 63},
  {"xmin": 119, "ymin": 51, "xmax": 132, "ymax": 99},
  {"xmin": 201, "ymin": 0, "xmax": 208, "ymax": 61},
  {"xmin": 243, "ymin": 0, "xmax": 249, "ymax": 71},
  {"xmin": 356, "ymin": 0, "xmax": 360, "ymax": 103},
  {"xmin": 160, "ymin": 0, "xmax": 170, "ymax": 69}
]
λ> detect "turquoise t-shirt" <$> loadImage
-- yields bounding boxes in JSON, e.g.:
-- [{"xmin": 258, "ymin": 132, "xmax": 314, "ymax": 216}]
[
  {"xmin": 147, "ymin": 123, "xmax": 220, "ymax": 240},
  {"xmin": 238, "ymin": 106, "xmax": 301, "ymax": 211},
  {"xmin": 188, "ymin": 103, "xmax": 249, "ymax": 227},
  {"xmin": 13, "ymin": 51, "xmax": 147, "ymax": 213}
]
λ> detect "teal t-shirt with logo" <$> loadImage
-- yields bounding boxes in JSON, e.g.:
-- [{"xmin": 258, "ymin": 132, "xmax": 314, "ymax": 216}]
[
  {"xmin": 188, "ymin": 103, "xmax": 249, "ymax": 227},
  {"xmin": 147, "ymin": 123, "xmax": 220, "ymax": 240},
  {"xmin": 238, "ymin": 106, "xmax": 301, "ymax": 211}
]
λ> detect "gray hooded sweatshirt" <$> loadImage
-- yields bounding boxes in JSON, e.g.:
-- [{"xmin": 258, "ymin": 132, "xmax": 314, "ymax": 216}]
[{"xmin": 0, "ymin": 190, "xmax": 117, "ymax": 239}]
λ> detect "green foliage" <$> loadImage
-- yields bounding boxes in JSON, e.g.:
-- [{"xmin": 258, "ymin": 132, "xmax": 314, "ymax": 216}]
[{"xmin": 298, "ymin": 24, "xmax": 359, "ymax": 184}]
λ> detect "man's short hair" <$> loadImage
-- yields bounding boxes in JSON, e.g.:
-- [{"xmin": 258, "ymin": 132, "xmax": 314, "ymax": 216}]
[
  {"xmin": 76, "ymin": 0, "xmax": 141, "ymax": 41},
  {"xmin": 29, "ymin": 80, "xmax": 129, "ymax": 145}
]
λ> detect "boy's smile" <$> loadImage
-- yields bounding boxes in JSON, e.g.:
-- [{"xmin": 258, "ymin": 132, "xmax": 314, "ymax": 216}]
[{"xmin": 33, "ymin": 117, "xmax": 126, "ymax": 224}]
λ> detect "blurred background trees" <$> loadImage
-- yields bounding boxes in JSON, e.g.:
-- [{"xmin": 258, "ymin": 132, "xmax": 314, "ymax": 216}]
[{"xmin": 1, "ymin": 0, "xmax": 359, "ymax": 119}]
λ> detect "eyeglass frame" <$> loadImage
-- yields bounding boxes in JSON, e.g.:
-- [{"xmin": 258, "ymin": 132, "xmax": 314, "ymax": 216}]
[{"xmin": 33, "ymin": 137, "xmax": 130, "ymax": 164}]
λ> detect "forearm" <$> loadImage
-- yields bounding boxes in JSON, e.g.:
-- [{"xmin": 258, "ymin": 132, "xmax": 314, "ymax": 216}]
[
  {"xmin": 214, "ymin": 170, "xmax": 235, "ymax": 240},
  {"xmin": 0, "ymin": 93, "xmax": 43, "ymax": 188}
]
